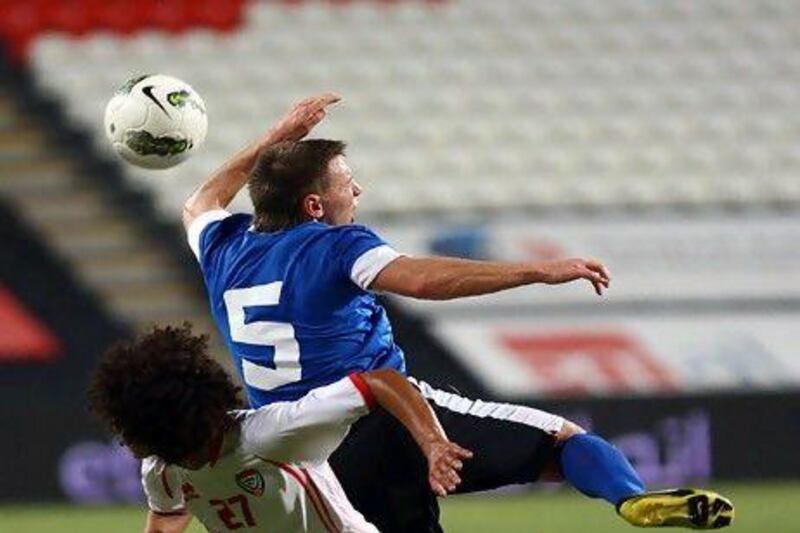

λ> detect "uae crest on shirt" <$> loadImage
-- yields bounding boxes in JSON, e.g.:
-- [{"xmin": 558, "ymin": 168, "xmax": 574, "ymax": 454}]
[{"xmin": 235, "ymin": 469, "xmax": 265, "ymax": 497}]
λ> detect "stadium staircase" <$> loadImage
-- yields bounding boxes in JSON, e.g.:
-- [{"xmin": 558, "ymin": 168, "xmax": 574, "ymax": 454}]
[{"xmin": 0, "ymin": 59, "xmax": 226, "ymax": 357}]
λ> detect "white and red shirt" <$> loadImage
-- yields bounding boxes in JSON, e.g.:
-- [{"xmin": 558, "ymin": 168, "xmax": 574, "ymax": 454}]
[{"xmin": 142, "ymin": 374, "xmax": 379, "ymax": 533}]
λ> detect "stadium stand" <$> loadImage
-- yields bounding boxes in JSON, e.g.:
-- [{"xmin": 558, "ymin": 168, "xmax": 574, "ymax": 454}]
[
  {"xmin": 21, "ymin": 0, "xmax": 800, "ymax": 215},
  {"xmin": 0, "ymin": 48, "xmax": 225, "ymax": 358}
]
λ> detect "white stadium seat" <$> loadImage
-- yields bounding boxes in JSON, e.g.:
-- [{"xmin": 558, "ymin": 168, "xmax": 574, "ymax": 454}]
[{"xmin": 29, "ymin": 0, "xmax": 800, "ymax": 216}]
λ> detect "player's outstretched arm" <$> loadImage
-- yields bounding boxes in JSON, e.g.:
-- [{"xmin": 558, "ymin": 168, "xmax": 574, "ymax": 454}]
[
  {"xmin": 181, "ymin": 93, "xmax": 341, "ymax": 230},
  {"xmin": 144, "ymin": 510, "xmax": 193, "ymax": 533},
  {"xmin": 360, "ymin": 369, "xmax": 474, "ymax": 496},
  {"xmin": 370, "ymin": 255, "xmax": 611, "ymax": 299}
]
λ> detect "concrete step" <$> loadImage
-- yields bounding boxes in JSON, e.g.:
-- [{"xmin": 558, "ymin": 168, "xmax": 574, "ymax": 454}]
[
  {"xmin": 37, "ymin": 217, "xmax": 143, "ymax": 245},
  {"xmin": 0, "ymin": 147, "xmax": 69, "ymax": 163},
  {"xmin": 12, "ymin": 189, "xmax": 109, "ymax": 224},
  {"xmin": 78, "ymin": 261, "xmax": 184, "ymax": 286},
  {"xmin": 0, "ymin": 171, "xmax": 80, "ymax": 195},
  {"xmin": 0, "ymin": 108, "xmax": 36, "ymax": 132},
  {"xmin": 24, "ymin": 200, "xmax": 115, "ymax": 225},
  {"xmin": 1, "ymin": 87, "xmax": 217, "ymax": 345},
  {"xmin": 0, "ymin": 155, "xmax": 75, "ymax": 176},
  {"xmin": 73, "ymin": 248, "xmax": 181, "ymax": 279},
  {"xmin": 0, "ymin": 125, "xmax": 45, "ymax": 146},
  {"xmin": 102, "ymin": 281, "xmax": 203, "ymax": 317},
  {"xmin": 107, "ymin": 298, "xmax": 206, "ymax": 323}
]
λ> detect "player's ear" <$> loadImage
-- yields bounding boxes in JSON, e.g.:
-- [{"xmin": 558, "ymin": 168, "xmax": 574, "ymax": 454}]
[{"xmin": 302, "ymin": 193, "xmax": 324, "ymax": 220}]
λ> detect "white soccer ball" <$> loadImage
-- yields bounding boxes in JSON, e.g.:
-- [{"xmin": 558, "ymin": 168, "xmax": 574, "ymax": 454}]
[{"xmin": 104, "ymin": 74, "xmax": 207, "ymax": 170}]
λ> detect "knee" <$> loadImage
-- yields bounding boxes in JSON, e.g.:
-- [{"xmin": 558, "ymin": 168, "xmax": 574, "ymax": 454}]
[
  {"xmin": 554, "ymin": 418, "xmax": 586, "ymax": 445},
  {"xmin": 538, "ymin": 419, "xmax": 586, "ymax": 482}
]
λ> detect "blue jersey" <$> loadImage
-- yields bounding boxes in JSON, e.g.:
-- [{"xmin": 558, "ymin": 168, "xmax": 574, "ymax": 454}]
[{"xmin": 188, "ymin": 210, "xmax": 406, "ymax": 406}]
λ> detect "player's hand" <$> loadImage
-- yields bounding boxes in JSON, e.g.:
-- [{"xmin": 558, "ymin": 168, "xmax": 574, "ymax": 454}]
[
  {"xmin": 266, "ymin": 93, "xmax": 342, "ymax": 144},
  {"xmin": 426, "ymin": 440, "xmax": 473, "ymax": 497},
  {"xmin": 537, "ymin": 258, "xmax": 611, "ymax": 296}
]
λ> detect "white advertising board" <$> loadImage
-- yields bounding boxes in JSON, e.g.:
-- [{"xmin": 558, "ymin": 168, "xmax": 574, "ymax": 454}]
[
  {"xmin": 375, "ymin": 215, "xmax": 800, "ymax": 313},
  {"xmin": 433, "ymin": 313, "xmax": 800, "ymax": 398}
]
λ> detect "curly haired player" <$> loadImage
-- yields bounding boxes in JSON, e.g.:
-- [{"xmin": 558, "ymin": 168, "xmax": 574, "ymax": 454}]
[{"xmin": 88, "ymin": 324, "xmax": 472, "ymax": 533}]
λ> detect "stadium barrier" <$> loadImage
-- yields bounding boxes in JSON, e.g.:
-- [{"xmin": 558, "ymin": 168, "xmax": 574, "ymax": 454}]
[{"xmin": 0, "ymin": 199, "xmax": 129, "ymax": 503}]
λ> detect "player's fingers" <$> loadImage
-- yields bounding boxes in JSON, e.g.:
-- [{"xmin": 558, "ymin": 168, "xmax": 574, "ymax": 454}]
[
  {"xmin": 436, "ymin": 457, "xmax": 461, "ymax": 476},
  {"xmin": 451, "ymin": 443, "xmax": 474, "ymax": 459},
  {"xmin": 316, "ymin": 92, "xmax": 342, "ymax": 107},
  {"xmin": 591, "ymin": 279, "xmax": 603, "ymax": 296},
  {"xmin": 435, "ymin": 462, "xmax": 461, "ymax": 489},
  {"xmin": 305, "ymin": 93, "xmax": 341, "ymax": 113},
  {"xmin": 430, "ymin": 478, "xmax": 447, "ymax": 498},
  {"xmin": 446, "ymin": 468, "xmax": 461, "ymax": 487},
  {"xmin": 444, "ymin": 449, "xmax": 469, "ymax": 469},
  {"xmin": 588, "ymin": 267, "xmax": 610, "ymax": 291},
  {"xmin": 578, "ymin": 266, "xmax": 603, "ymax": 284},
  {"xmin": 434, "ymin": 460, "xmax": 452, "ymax": 476},
  {"xmin": 292, "ymin": 94, "xmax": 332, "ymax": 117},
  {"xmin": 444, "ymin": 454, "xmax": 463, "ymax": 470},
  {"xmin": 432, "ymin": 472, "xmax": 453, "ymax": 496},
  {"xmin": 434, "ymin": 471, "xmax": 458, "ymax": 494},
  {"xmin": 294, "ymin": 95, "xmax": 318, "ymax": 110},
  {"xmin": 584, "ymin": 267, "xmax": 608, "ymax": 286},
  {"xmin": 594, "ymin": 272, "xmax": 610, "ymax": 286},
  {"xmin": 600, "ymin": 264, "xmax": 611, "ymax": 284},
  {"xmin": 586, "ymin": 259, "xmax": 611, "ymax": 283}
]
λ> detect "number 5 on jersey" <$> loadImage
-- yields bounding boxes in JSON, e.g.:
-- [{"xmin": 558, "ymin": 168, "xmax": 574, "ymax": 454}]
[{"xmin": 224, "ymin": 282, "xmax": 301, "ymax": 391}]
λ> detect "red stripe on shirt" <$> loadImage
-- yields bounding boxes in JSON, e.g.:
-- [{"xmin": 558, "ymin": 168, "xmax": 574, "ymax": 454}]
[
  {"xmin": 301, "ymin": 466, "xmax": 339, "ymax": 532},
  {"xmin": 160, "ymin": 467, "xmax": 174, "ymax": 499},
  {"xmin": 257, "ymin": 457, "xmax": 339, "ymax": 533},
  {"xmin": 287, "ymin": 464, "xmax": 339, "ymax": 533},
  {"xmin": 348, "ymin": 373, "xmax": 377, "ymax": 411}
]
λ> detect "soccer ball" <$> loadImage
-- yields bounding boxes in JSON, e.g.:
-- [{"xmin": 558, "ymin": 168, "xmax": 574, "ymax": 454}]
[{"xmin": 104, "ymin": 74, "xmax": 208, "ymax": 170}]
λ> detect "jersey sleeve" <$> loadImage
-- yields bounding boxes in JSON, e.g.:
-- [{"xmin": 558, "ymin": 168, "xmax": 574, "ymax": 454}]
[
  {"xmin": 332, "ymin": 225, "xmax": 404, "ymax": 290},
  {"xmin": 241, "ymin": 374, "xmax": 375, "ymax": 465},
  {"xmin": 186, "ymin": 209, "xmax": 234, "ymax": 262},
  {"xmin": 141, "ymin": 456, "xmax": 187, "ymax": 515}
]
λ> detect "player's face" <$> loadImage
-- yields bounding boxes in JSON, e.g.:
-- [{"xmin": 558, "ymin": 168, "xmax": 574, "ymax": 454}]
[{"xmin": 321, "ymin": 155, "xmax": 362, "ymax": 226}]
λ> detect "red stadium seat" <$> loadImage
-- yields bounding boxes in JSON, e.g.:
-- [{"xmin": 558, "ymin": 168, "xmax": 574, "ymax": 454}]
[
  {"xmin": 92, "ymin": 0, "xmax": 151, "ymax": 35},
  {"xmin": 42, "ymin": 0, "xmax": 94, "ymax": 36},
  {"xmin": 0, "ymin": 2, "xmax": 44, "ymax": 62},
  {"xmin": 0, "ymin": 0, "xmax": 250, "ymax": 62},
  {"xmin": 191, "ymin": 0, "xmax": 245, "ymax": 31},
  {"xmin": 151, "ymin": 0, "xmax": 191, "ymax": 33}
]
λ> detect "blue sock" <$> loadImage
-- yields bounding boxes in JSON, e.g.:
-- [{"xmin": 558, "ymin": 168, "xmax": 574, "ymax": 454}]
[{"xmin": 559, "ymin": 433, "xmax": 645, "ymax": 506}]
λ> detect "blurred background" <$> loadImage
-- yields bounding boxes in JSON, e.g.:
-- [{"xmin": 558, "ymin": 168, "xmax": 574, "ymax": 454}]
[{"xmin": 1, "ymin": 0, "xmax": 799, "ymax": 531}]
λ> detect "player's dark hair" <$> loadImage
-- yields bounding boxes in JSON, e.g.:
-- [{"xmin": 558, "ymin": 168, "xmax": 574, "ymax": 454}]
[
  {"xmin": 87, "ymin": 323, "xmax": 241, "ymax": 465},
  {"xmin": 249, "ymin": 139, "xmax": 346, "ymax": 231}
]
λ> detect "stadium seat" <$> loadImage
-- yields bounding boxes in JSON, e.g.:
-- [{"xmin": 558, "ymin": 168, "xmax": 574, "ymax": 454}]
[{"xmin": 24, "ymin": 0, "xmax": 800, "ymax": 214}]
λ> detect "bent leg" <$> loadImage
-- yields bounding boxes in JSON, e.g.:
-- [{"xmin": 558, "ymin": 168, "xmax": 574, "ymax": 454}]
[
  {"xmin": 538, "ymin": 419, "xmax": 585, "ymax": 481},
  {"xmin": 551, "ymin": 422, "xmax": 734, "ymax": 529},
  {"xmin": 411, "ymin": 379, "xmax": 564, "ymax": 492},
  {"xmin": 559, "ymin": 432, "xmax": 645, "ymax": 505}
]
